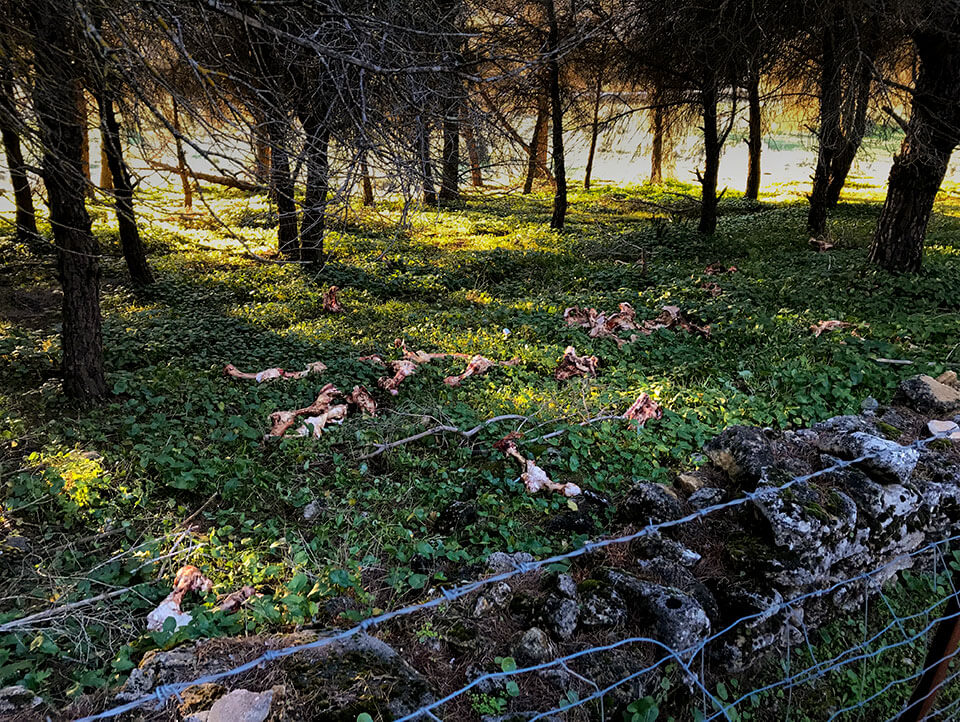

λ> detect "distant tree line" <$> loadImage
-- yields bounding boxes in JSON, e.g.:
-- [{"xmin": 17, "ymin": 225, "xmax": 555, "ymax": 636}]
[{"xmin": 1, "ymin": 0, "xmax": 958, "ymax": 401}]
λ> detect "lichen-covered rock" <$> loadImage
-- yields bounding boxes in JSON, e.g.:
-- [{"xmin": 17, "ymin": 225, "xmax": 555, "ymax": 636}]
[
  {"xmin": 634, "ymin": 559, "xmax": 719, "ymax": 622},
  {"xmin": 812, "ymin": 415, "xmax": 876, "ymax": 437},
  {"xmin": 205, "ymin": 689, "xmax": 274, "ymax": 722},
  {"xmin": 0, "ymin": 685, "xmax": 42, "ymax": 714},
  {"xmin": 579, "ymin": 583, "xmax": 628, "ymax": 629},
  {"xmin": 542, "ymin": 595, "xmax": 579, "ymax": 640},
  {"xmin": 554, "ymin": 573, "xmax": 577, "ymax": 599},
  {"xmin": 117, "ymin": 646, "xmax": 200, "ymax": 701},
  {"xmin": 703, "ymin": 426, "xmax": 775, "ymax": 486},
  {"xmin": 473, "ymin": 582, "xmax": 513, "ymax": 617},
  {"xmin": 618, "ymin": 482, "xmax": 683, "ymax": 524},
  {"xmin": 179, "ymin": 684, "xmax": 228, "ymax": 715},
  {"xmin": 513, "ymin": 627, "xmax": 556, "ymax": 665},
  {"xmin": 895, "ymin": 374, "xmax": 960, "ymax": 415},
  {"xmin": 688, "ymin": 487, "xmax": 725, "ymax": 509},
  {"xmin": 599, "ymin": 569, "xmax": 710, "ymax": 653},
  {"xmin": 676, "ymin": 471, "xmax": 706, "ymax": 493},
  {"xmin": 817, "ymin": 432, "xmax": 919, "ymax": 484},
  {"xmin": 631, "ymin": 532, "xmax": 701, "ymax": 567},
  {"xmin": 486, "ymin": 551, "xmax": 536, "ymax": 574}
]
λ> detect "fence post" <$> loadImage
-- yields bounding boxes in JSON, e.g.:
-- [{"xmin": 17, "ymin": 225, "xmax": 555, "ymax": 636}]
[{"xmin": 898, "ymin": 563, "xmax": 960, "ymax": 722}]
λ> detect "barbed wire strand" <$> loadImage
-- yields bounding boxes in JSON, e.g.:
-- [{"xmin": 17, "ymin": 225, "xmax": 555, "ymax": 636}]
[{"xmin": 75, "ymin": 431, "xmax": 954, "ymax": 721}]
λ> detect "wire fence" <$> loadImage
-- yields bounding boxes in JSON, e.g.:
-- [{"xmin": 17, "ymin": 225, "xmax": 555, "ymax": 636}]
[{"xmin": 74, "ymin": 430, "xmax": 960, "ymax": 721}]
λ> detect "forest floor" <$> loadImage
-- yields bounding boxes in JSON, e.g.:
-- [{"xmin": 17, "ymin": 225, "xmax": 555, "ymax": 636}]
[{"xmin": 1, "ymin": 173, "xmax": 960, "ymax": 715}]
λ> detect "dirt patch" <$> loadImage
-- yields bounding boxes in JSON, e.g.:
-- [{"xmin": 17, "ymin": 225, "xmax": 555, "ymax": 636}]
[{"xmin": 0, "ymin": 286, "xmax": 60, "ymax": 329}]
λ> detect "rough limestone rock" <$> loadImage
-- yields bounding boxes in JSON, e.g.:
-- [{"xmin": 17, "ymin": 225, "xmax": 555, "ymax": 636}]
[
  {"xmin": 817, "ymin": 432, "xmax": 920, "ymax": 484},
  {"xmin": 513, "ymin": 627, "xmax": 556, "ymax": 666},
  {"xmin": 205, "ymin": 689, "xmax": 274, "ymax": 722},
  {"xmin": 688, "ymin": 486, "xmax": 724, "ymax": 509},
  {"xmin": 812, "ymin": 415, "xmax": 876, "ymax": 437},
  {"xmin": 676, "ymin": 471, "xmax": 707, "ymax": 493},
  {"xmin": 473, "ymin": 582, "xmax": 513, "ymax": 617},
  {"xmin": 634, "ymin": 558, "xmax": 720, "ymax": 622},
  {"xmin": 600, "ymin": 569, "xmax": 711, "ymax": 653},
  {"xmin": 0, "ymin": 685, "xmax": 42, "ymax": 714},
  {"xmin": 895, "ymin": 374, "xmax": 960, "ymax": 415},
  {"xmin": 631, "ymin": 532, "xmax": 701, "ymax": 567},
  {"xmin": 618, "ymin": 481, "xmax": 683, "ymax": 524},
  {"xmin": 579, "ymin": 584, "xmax": 628, "ymax": 629},
  {"xmin": 486, "ymin": 551, "xmax": 536, "ymax": 574},
  {"xmin": 554, "ymin": 573, "xmax": 577, "ymax": 599},
  {"xmin": 542, "ymin": 595, "xmax": 579, "ymax": 640},
  {"xmin": 703, "ymin": 426, "xmax": 775, "ymax": 486}
]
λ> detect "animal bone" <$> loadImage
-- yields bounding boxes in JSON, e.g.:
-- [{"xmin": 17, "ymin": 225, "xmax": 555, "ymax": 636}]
[
  {"xmin": 808, "ymin": 238, "xmax": 836, "ymax": 252},
  {"xmin": 810, "ymin": 320, "xmax": 856, "ymax": 337},
  {"xmin": 146, "ymin": 565, "xmax": 213, "ymax": 632},
  {"xmin": 223, "ymin": 361, "xmax": 326, "ymax": 383},
  {"xmin": 293, "ymin": 404, "xmax": 349, "ymax": 437},
  {"xmin": 218, "ymin": 585, "xmax": 258, "ymax": 613},
  {"xmin": 378, "ymin": 359, "xmax": 418, "ymax": 395},
  {"xmin": 624, "ymin": 393, "xmax": 664, "ymax": 426},
  {"xmin": 554, "ymin": 346, "xmax": 599, "ymax": 381},
  {"xmin": 323, "ymin": 285, "xmax": 344, "ymax": 313},
  {"xmin": 346, "ymin": 385, "xmax": 378, "ymax": 415},
  {"xmin": 265, "ymin": 384, "xmax": 343, "ymax": 438},
  {"xmin": 444, "ymin": 355, "xmax": 496, "ymax": 386},
  {"xmin": 494, "ymin": 433, "xmax": 582, "ymax": 497}
]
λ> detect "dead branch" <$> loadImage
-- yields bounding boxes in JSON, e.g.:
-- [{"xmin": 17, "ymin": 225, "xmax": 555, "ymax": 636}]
[{"xmin": 145, "ymin": 160, "xmax": 263, "ymax": 192}]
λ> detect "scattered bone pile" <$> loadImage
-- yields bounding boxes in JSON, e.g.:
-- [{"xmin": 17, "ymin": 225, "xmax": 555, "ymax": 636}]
[
  {"xmin": 108, "ymin": 373, "xmax": 960, "ymax": 722},
  {"xmin": 563, "ymin": 302, "xmax": 710, "ymax": 348}
]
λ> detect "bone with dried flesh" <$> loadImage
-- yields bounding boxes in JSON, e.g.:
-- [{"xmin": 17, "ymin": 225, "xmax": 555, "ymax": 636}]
[
  {"xmin": 495, "ymin": 433, "xmax": 582, "ymax": 498},
  {"xmin": 444, "ymin": 355, "xmax": 497, "ymax": 386},
  {"xmin": 323, "ymin": 285, "xmax": 344, "ymax": 313},
  {"xmin": 346, "ymin": 385, "xmax": 378, "ymax": 415},
  {"xmin": 624, "ymin": 392, "xmax": 664, "ymax": 426},
  {"xmin": 554, "ymin": 346, "xmax": 599, "ymax": 381},
  {"xmin": 223, "ymin": 361, "xmax": 327, "ymax": 383},
  {"xmin": 378, "ymin": 359, "xmax": 418, "ymax": 395},
  {"xmin": 810, "ymin": 320, "xmax": 856, "ymax": 337},
  {"xmin": 146, "ymin": 565, "xmax": 213, "ymax": 632}
]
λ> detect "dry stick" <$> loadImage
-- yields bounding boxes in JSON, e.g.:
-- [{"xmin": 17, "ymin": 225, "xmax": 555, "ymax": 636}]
[
  {"xmin": 358, "ymin": 413, "xmax": 627, "ymax": 460},
  {"xmin": 0, "ymin": 587, "xmax": 141, "ymax": 632}
]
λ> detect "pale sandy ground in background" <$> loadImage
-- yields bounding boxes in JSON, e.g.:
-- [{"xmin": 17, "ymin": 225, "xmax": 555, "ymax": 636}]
[{"xmin": 1, "ymin": 125, "xmax": 958, "ymax": 216}]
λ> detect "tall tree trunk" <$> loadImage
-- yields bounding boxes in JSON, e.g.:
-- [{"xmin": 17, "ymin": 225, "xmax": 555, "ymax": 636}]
[
  {"xmin": 267, "ymin": 113, "xmax": 299, "ymax": 256},
  {"xmin": 251, "ymin": 113, "xmax": 271, "ymax": 186},
  {"xmin": 826, "ymin": 63, "xmax": 872, "ymax": 208},
  {"xmin": 808, "ymin": 24, "xmax": 841, "ymax": 236},
  {"xmin": 0, "ymin": 71, "xmax": 39, "ymax": 246},
  {"xmin": 99, "ymin": 141, "xmax": 113, "ymax": 190},
  {"xmin": 523, "ymin": 95, "xmax": 549, "ymax": 194},
  {"xmin": 461, "ymin": 107, "xmax": 483, "ymax": 187},
  {"xmin": 650, "ymin": 104, "xmax": 664, "ymax": 184},
  {"xmin": 584, "ymin": 71, "xmax": 603, "ymax": 191},
  {"xmin": 97, "ymin": 90, "xmax": 153, "ymax": 286},
  {"xmin": 31, "ymin": 1, "xmax": 106, "ymax": 401},
  {"xmin": 869, "ymin": 28, "xmax": 960, "ymax": 273},
  {"xmin": 360, "ymin": 152, "xmax": 375, "ymax": 206},
  {"xmin": 300, "ymin": 111, "xmax": 329, "ymax": 264},
  {"xmin": 439, "ymin": 99, "xmax": 460, "ymax": 202},
  {"xmin": 745, "ymin": 69, "xmax": 762, "ymax": 200},
  {"xmin": 418, "ymin": 117, "xmax": 437, "ymax": 206},
  {"xmin": 545, "ymin": 0, "xmax": 566, "ymax": 230},
  {"xmin": 77, "ymin": 85, "xmax": 94, "ymax": 200},
  {"xmin": 172, "ymin": 98, "xmax": 192, "ymax": 209},
  {"xmin": 699, "ymin": 82, "xmax": 721, "ymax": 235}
]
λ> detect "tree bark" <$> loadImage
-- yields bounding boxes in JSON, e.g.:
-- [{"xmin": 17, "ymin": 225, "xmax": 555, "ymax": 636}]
[
  {"xmin": 699, "ymin": 82, "xmax": 720, "ymax": 235},
  {"xmin": 745, "ymin": 69, "xmax": 762, "ymax": 200},
  {"xmin": 826, "ymin": 63, "xmax": 872, "ymax": 208},
  {"xmin": 869, "ymin": 27, "xmax": 960, "ymax": 273},
  {"xmin": 439, "ymin": 98, "xmax": 460, "ymax": 202},
  {"xmin": 0, "ymin": 71, "xmax": 39, "ymax": 247},
  {"xmin": 523, "ymin": 94, "xmax": 549, "ymax": 194},
  {"xmin": 77, "ymin": 84, "xmax": 94, "ymax": 200},
  {"xmin": 267, "ymin": 112, "xmax": 299, "ymax": 256},
  {"xmin": 300, "ymin": 110, "xmax": 329, "ymax": 264},
  {"xmin": 545, "ymin": 0, "xmax": 566, "ymax": 230},
  {"xmin": 584, "ymin": 71, "xmax": 603, "ymax": 191},
  {"xmin": 461, "ymin": 106, "xmax": 483, "ymax": 187},
  {"xmin": 808, "ymin": 24, "xmax": 842, "ymax": 236},
  {"xmin": 360, "ymin": 152, "xmax": 375, "ymax": 206},
  {"xmin": 650, "ymin": 104, "xmax": 664, "ymax": 184},
  {"xmin": 31, "ymin": 1, "xmax": 107, "ymax": 401},
  {"xmin": 417, "ymin": 117, "xmax": 437, "ymax": 206},
  {"xmin": 99, "ymin": 141, "xmax": 113, "ymax": 190},
  {"xmin": 171, "ymin": 98, "xmax": 192, "ymax": 208},
  {"xmin": 97, "ymin": 90, "xmax": 153, "ymax": 285}
]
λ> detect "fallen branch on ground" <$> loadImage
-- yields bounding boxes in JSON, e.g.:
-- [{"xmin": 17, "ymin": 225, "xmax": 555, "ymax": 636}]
[{"xmin": 145, "ymin": 160, "xmax": 263, "ymax": 192}]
